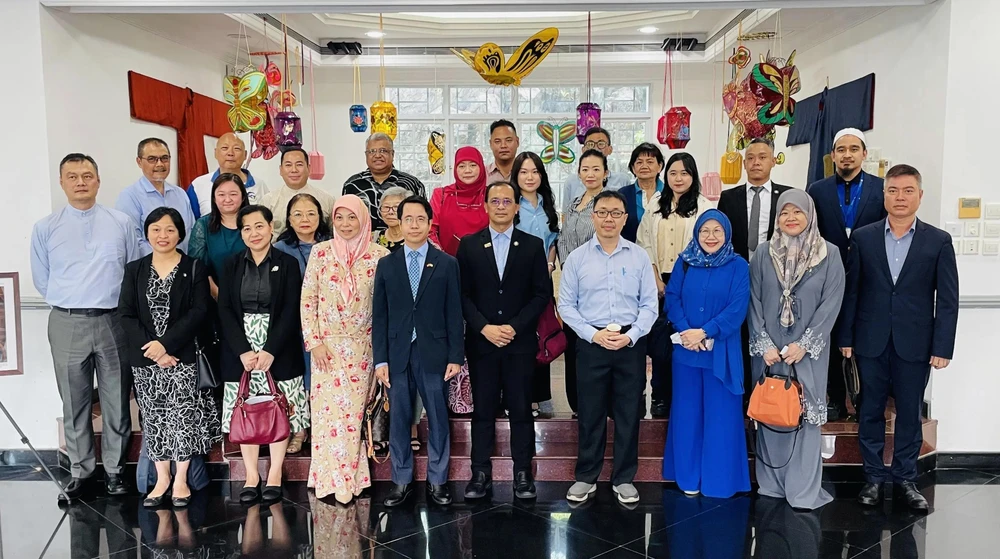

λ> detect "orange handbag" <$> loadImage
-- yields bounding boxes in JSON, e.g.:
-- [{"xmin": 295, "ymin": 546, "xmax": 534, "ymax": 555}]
[{"xmin": 747, "ymin": 365, "xmax": 803, "ymax": 429}]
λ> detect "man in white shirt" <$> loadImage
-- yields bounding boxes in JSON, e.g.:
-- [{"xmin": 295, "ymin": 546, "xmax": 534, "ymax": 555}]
[
  {"xmin": 259, "ymin": 148, "xmax": 335, "ymax": 237},
  {"xmin": 186, "ymin": 133, "xmax": 268, "ymax": 218},
  {"xmin": 561, "ymin": 127, "xmax": 632, "ymax": 214}
]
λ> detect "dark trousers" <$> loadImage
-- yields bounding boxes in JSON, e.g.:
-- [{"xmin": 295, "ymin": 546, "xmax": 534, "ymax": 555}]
[
  {"xmin": 575, "ymin": 337, "xmax": 647, "ymax": 485},
  {"xmin": 739, "ymin": 322, "xmax": 752, "ymax": 409},
  {"xmin": 469, "ymin": 351, "xmax": 536, "ymax": 475},
  {"xmin": 649, "ymin": 274, "xmax": 673, "ymax": 408},
  {"xmin": 388, "ymin": 340, "xmax": 451, "ymax": 485},
  {"xmin": 563, "ymin": 324, "xmax": 579, "ymax": 413},
  {"xmin": 826, "ymin": 317, "xmax": 849, "ymax": 411},
  {"xmin": 532, "ymin": 363, "xmax": 552, "ymax": 403},
  {"xmin": 857, "ymin": 335, "xmax": 930, "ymax": 483}
]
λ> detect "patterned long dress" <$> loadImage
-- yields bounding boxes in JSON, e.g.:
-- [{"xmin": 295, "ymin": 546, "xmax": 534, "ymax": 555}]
[{"xmin": 301, "ymin": 241, "xmax": 390, "ymax": 502}]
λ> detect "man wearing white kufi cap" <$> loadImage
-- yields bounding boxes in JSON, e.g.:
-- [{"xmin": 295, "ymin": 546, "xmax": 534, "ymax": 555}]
[{"xmin": 806, "ymin": 127, "xmax": 887, "ymax": 421}]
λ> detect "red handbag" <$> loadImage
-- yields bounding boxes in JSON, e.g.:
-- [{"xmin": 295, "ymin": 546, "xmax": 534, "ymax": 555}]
[
  {"xmin": 536, "ymin": 299, "xmax": 567, "ymax": 365},
  {"xmin": 228, "ymin": 369, "xmax": 291, "ymax": 445}
]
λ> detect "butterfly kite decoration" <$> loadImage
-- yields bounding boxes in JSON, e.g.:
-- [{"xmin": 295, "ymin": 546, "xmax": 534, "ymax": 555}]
[
  {"xmin": 537, "ymin": 121, "xmax": 577, "ymax": 165},
  {"xmin": 223, "ymin": 71, "xmax": 269, "ymax": 133},
  {"xmin": 427, "ymin": 131, "xmax": 446, "ymax": 175},
  {"xmin": 751, "ymin": 50, "xmax": 800, "ymax": 126},
  {"xmin": 452, "ymin": 28, "xmax": 559, "ymax": 87}
]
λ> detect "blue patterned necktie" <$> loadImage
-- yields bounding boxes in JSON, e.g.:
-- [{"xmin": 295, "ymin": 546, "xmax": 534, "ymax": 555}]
[{"xmin": 408, "ymin": 251, "xmax": 420, "ymax": 341}]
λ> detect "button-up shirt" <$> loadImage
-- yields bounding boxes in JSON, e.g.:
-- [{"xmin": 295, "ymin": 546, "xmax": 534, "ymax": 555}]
[
  {"xmin": 487, "ymin": 162, "xmax": 511, "ymax": 185},
  {"xmin": 745, "ymin": 180, "xmax": 773, "ymax": 258},
  {"xmin": 342, "ymin": 168, "xmax": 427, "ymax": 232},
  {"xmin": 116, "ymin": 176, "xmax": 196, "ymax": 256},
  {"xmin": 634, "ymin": 178, "xmax": 664, "ymax": 223},
  {"xmin": 259, "ymin": 182, "xmax": 336, "ymax": 239},
  {"xmin": 490, "ymin": 226, "xmax": 513, "ymax": 279},
  {"xmin": 30, "ymin": 204, "xmax": 141, "ymax": 309},
  {"xmin": 561, "ymin": 171, "xmax": 632, "ymax": 214},
  {"xmin": 240, "ymin": 250, "xmax": 272, "ymax": 313},
  {"xmin": 375, "ymin": 242, "xmax": 428, "ymax": 371},
  {"xmin": 885, "ymin": 219, "xmax": 916, "ymax": 283},
  {"xmin": 187, "ymin": 168, "xmax": 267, "ymax": 219},
  {"xmin": 557, "ymin": 235, "xmax": 659, "ymax": 345},
  {"xmin": 516, "ymin": 194, "xmax": 558, "ymax": 253}
]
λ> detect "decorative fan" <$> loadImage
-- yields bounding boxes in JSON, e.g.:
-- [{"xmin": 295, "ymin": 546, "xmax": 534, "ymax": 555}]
[
  {"xmin": 452, "ymin": 28, "xmax": 558, "ymax": 87},
  {"xmin": 537, "ymin": 121, "xmax": 576, "ymax": 165}
]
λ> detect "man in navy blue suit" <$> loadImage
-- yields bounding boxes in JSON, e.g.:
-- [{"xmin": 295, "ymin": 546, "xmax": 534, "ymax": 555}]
[
  {"xmin": 807, "ymin": 128, "xmax": 888, "ymax": 421},
  {"xmin": 838, "ymin": 164, "xmax": 958, "ymax": 511},
  {"xmin": 373, "ymin": 195, "xmax": 465, "ymax": 507}
]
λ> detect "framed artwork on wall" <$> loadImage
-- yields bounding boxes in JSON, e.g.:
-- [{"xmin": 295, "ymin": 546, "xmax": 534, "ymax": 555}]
[{"xmin": 0, "ymin": 272, "xmax": 23, "ymax": 376}]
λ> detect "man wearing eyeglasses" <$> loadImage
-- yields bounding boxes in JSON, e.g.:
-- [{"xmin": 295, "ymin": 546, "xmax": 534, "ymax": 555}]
[
  {"xmin": 116, "ymin": 138, "xmax": 196, "ymax": 256},
  {"xmin": 456, "ymin": 181, "xmax": 551, "ymax": 501},
  {"xmin": 561, "ymin": 127, "xmax": 633, "ymax": 215},
  {"xmin": 558, "ymin": 190, "xmax": 658, "ymax": 506},
  {"xmin": 343, "ymin": 133, "xmax": 427, "ymax": 233}
]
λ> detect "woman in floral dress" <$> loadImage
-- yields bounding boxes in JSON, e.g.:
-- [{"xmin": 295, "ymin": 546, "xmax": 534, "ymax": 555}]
[{"xmin": 301, "ymin": 194, "xmax": 390, "ymax": 502}]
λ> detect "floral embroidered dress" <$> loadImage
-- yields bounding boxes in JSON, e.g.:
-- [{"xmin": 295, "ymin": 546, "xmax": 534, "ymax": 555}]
[{"xmin": 301, "ymin": 241, "xmax": 389, "ymax": 502}]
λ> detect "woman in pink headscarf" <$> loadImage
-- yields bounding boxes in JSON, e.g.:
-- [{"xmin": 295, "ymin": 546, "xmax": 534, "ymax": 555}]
[
  {"xmin": 300, "ymin": 194, "xmax": 390, "ymax": 503},
  {"xmin": 430, "ymin": 146, "xmax": 490, "ymax": 256}
]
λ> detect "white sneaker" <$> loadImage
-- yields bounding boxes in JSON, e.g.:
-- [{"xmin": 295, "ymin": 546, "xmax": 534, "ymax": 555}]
[
  {"xmin": 566, "ymin": 482, "xmax": 596, "ymax": 502},
  {"xmin": 613, "ymin": 483, "xmax": 640, "ymax": 504},
  {"xmin": 683, "ymin": 489, "xmax": 700, "ymax": 496}
]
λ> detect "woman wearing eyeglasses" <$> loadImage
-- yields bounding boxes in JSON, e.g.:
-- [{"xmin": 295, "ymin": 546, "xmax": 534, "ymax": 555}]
[
  {"xmin": 429, "ymin": 146, "xmax": 490, "ymax": 257},
  {"xmin": 373, "ymin": 186, "xmax": 412, "ymax": 253}
]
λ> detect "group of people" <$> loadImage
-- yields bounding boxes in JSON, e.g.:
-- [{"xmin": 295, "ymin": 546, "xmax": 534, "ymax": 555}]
[{"xmin": 30, "ymin": 119, "xmax": 957, "ymax": 513}]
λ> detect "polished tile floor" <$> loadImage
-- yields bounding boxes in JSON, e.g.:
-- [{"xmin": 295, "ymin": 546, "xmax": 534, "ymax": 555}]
[{"xmin": 2, "ymin": 465, "xmax": 999, "ymax": 558}]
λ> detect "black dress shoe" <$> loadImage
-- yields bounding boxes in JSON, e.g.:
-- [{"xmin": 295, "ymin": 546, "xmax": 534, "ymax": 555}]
[
  {"xmin": 858, "ymin": 482, "xmax": 883, "ymax": 506},
  {"xmin": 172, "ymin": 494, "xmax": 191, "ymax": 508},
  {"xmin": 384, "ymin": 483, "xmax": 412, "ymax": 507},
  {"xmin": 894, "ymin": 481, "xmax": 929, "ymax": 512},
  {"xmin": 143, "ymin": 492, "xmax": 169, "ymax": 508},
  {"xmin": 262, "ymin": 485, "xmax": 283, "ymax": 502},
  {"xmin": 105, "ymin": 474, "xmax": 129, "ymax": 496},
  {"xmin": 57, "ymin": 477, "xmax": 90, "ymax": 504},
  {"xmin": 650, "ymin": 399, "xmax": 669, "ymax": 418},
  {"xmin": 464, "ymin": 471, "xmax": 492, "ymax": 499},
  {"xmin": 514, "ymin": 470, "xmax": 537, "ymax": 500},
  {"xmin": 239, "ymin": 484, "xmax": 261, "ymax": 504},
  {"xmin": 827, "ymin": 403, "xmax": 847, "ymax": 423},
  {"xmin": 427, "ymin": 483, "xmax": 452, "ymax": 506}
]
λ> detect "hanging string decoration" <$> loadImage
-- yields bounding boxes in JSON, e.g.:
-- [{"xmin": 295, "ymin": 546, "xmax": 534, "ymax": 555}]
[
  {"xmin": 427, "ymin": 131, "xmax": 446, "ymax": 175},
  {"xmin": 575, "ymin": 13, "xmax": 601, "ymax": 144},
  {"xmin": 750, "ymin": 49, "xmax": 800, "ymax": 126},
  {"xmin": 307, "ymin": 51, "xmax": 325, "ymax": 179},
  {"xmin": 370, "ymin": 14, "xmax": 398, "ymax": 140},
  {"xmin": 451, "ymin": 28, "xmax": 558, "ymax": 87},
  {"xmin": 537, "ymin": 121, "xmax": 577, "ymax": 165},
  {"xmin": 224, "ymin": 21, "xmax": 268, "ymax": 133},
  {"xmin": 657, "ymin": 48, "xmax": 691, "ymax": 149},
  {"xmin": 274, "ymin": 19, "xmax": 303, "ymax": 150},
  {"xmin": 350, "ymin": 60, "xmax": 368, "ymax": 133},
  {"xmin": 251, "ymin": 113, "xmax": 279, "ymax": 160}
]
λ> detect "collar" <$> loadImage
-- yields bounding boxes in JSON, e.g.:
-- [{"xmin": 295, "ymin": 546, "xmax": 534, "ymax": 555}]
[
  {"xmin": 364, "ymin": 167, "xmax": 397, "ymax": 183},
  {"xmin": 404, "ymin": 242, "xmax": 429, "ymax": 259},
  {"xmin": 490, "ymin": 226, "xmax": 514, "ymax": 241},
  {"xmin": 747, "ymin": 180, "xmax": 773, "ymax": 193},
  {"xmin": 635, "ymin": 178, "xmax": 664, "ymax": 193},
  {"xmin": 487, "ymin": 162, "xmax": 510, "ymax": 179},
  {"xmin": 139, "ymin": 175, "xmax": 176, "ymax": 194},
  {"xmin": 589, "ymin": 234, "xmax": 628, "ymax": 255},
  {"xmin": 245, "ymin": 248, "xmax": 272, "ymax": 265},
  {"xmin": 65, "ymin": 203, "xmax": 98, "ymax": 218},
  {"xmin": 885, "ymin": 218, "xmax": 917, "ymax": 235},
  {"xmin": 281, "ymin": 182, "xmax": 310, "ymax": 192},
  {"xmin": 212, "ymin": 168, "xmax": 256, "ymax": 187},
  {"xmin": 836, "ymin": 170, "xmax": 864, "ymax": 186}
]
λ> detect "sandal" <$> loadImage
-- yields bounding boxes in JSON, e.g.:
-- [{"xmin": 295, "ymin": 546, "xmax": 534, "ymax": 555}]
[
  {"xmin": 287, "ymin": 431, "xmax": 308, "ymax": 454},
  {"xmin": 410, "ymin": 437, "xmax": 421, "ymax": 452}
]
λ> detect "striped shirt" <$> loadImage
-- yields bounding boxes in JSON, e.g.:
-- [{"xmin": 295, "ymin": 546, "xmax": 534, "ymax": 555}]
[
  {"xmin": 342, "ymin": 168, "xmax": 427, "ymax": 232},
  {"xmin": 557, "ymin": 193, "xmax": 599, "ymax": 261}
]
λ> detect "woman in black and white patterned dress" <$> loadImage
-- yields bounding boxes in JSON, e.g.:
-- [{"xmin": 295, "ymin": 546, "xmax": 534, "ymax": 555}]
[{"xmin": 119, "ymin": 208, "xmax": 221, "ymax": 509}]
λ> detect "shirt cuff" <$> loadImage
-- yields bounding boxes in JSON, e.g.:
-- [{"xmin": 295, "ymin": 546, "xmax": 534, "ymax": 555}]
[
  {"xmin": 627, "ymin": 330, "xmax": 640, "ymax": 347},
  {"xmin": 375, "ymin": 362, "xmax": 388, "ymax": 370}
]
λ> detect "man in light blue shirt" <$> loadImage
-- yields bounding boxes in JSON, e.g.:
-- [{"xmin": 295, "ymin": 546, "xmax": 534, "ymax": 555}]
[
  {"xmin": 561, "ymin": 127, "xmax": 633, "ymax": 213},
  {"xmin": 885, "ymin": 220, "xmax": 916, "ymax": 283},
  {"xmin": 558, "ymin": 190, "xmax": 658, "ymax": 506},
  {"xmin": 30, "ymin": 153, "xmax": 140, "ymax": 504},
  {"xmin": 116, "ymin": 138, "xmax": 195, "ymax": 255}
]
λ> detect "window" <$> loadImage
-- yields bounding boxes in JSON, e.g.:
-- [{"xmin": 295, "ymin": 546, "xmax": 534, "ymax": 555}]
[
  {"xmin": 450, "ymin": 87, "xmax": 513, "ymax": 115},
  {"xmin": 385, "ymin": 87, "xmax": 444, "ymax": 115},
  {"xmin": 395, "ymin": 122, "xmax": 445, "ymax": 188},
  {"xmin": 602, "ymin": 120, "xmax": 647, "ymax": 176}
]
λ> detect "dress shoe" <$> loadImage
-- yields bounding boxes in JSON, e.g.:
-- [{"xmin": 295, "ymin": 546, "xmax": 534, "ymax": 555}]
[
  {"xmin": 857, "ymin": 482, "xmax": 883, "ymax": 506},
  {"xmin": 239, "ymin": 483, "xmax": 261, "ymax": 504},
  {"xmin": 514, "ymin": 470, "xmax": 536, "ymax": 500},
  {"xmin": 383, "ymin": 483, "xmax": 412, "ymax": 507},
  {"xmin": 426, "ymin": 483, "xmax": 452, "ymax": 506},
  {"xmin": 894, "ymin": 481, "xmax": 929, "ymax": 512},
  {"xmin": 172, "ymin": 495, "xmax": 191, "ymax": 509},
  {"xmin": 650, "ymin": 399, "xmax": 669, "ymax": 418},
  {"xmin": 143, "ymin": 491, "xmax": 170, "ymax": 508},
  {"xmin": 464, "ymin": 471, "xmax": 492, "ymax": 499},
  {"xmin": 57, "ymin": 477, "xmax": 90, "ymax": 504},
  {"xmin": 262, "ymin": 485, "xmax": 283, "ymax": 502},
  {"xmin": 827, "ymin": 403, "xmax": 847, "ymax": 423},
  {"xmin": 105, "ymin": 474, "xmax": 129, "ymax": 496}
]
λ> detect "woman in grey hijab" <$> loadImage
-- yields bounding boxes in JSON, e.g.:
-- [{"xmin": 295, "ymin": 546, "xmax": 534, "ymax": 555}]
[{"xmin": 749, "ymin": 189, "xmax": 845, "ymax": 510}]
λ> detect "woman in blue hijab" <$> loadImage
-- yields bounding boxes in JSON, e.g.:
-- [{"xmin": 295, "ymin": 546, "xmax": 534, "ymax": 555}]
[{"xmin": 661, "ymin": 208, "xmax": 751, "ymax": 498}]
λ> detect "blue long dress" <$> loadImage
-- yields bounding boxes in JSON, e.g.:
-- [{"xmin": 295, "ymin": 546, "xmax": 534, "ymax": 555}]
[{"xmin": 274, "ymin": 237, "xmax": 322, "ymax": 389}]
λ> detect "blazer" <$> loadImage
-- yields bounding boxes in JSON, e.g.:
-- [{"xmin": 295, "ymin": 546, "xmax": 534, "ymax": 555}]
[
  {"xmin": 838, "ymin": 219, "xmax": 959, "ymax": 362},
  {"xmin": 217, "ymin": 249, "xmax": 305, "ymax": 382},
  {"xmin": 372, "ymin": 243, "xmax": 464, "ymax": 375},
  {"xmin": 806, "ymin": 171, "xmax": 886, "ymax": 262},
  {"xmin": 617, "ymin": 182, "xmax": 642, "ymax": 242},
  {"xmin": 456, "ymin": 227, "xmax": 552, "ymax": 358},
  {"xmin": 118, "ymin": 253, "xmax": 209, "ymax": 368},
  {"xmin": 717, "ymin": 182, "xmax": 794, "ymax": 261}
]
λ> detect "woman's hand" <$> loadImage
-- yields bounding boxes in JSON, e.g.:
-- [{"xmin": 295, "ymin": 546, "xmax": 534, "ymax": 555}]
[
  {"xmin": 240, "ymin": 351, "xmax": 258, "ymax": 371},
  {"xmin": 310, "ymin": 344, "xmax": 332, "ymax": 372},
  {"xmin": 142, "ymin": 341, "xmax": 167, "ymax": 361},
  {"xmin": 763, "ymin": 348, "xmax": 782, "ymax": 366},
  {"xmin": 255, "ymin": 350, "xmax": 275, "ymax": 372},
  {"xmin": 679, "ymin": 329, "xmax": 706, "ymax": 347},
  {"xmin": 209, "ymin": 277, "xmax": 219, "ymax": 300},
  {"xmin": 156, "ymin": 354, "xmax": 178, "ymax": 368},
  {"xmin": 783, "ymin": 343, "xmax": 807, "ymax": 365},
  {"xmin": 655, "ymin": 275, "xmax": 666, "ymax": 297}
]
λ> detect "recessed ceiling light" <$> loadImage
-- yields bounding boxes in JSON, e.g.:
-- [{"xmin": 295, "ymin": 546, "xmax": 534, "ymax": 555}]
[
  {"xmin": 365, "ymin": 31, "xmax": 386, "ymax": 38},
  {"xmin": 638, "ymin": 26, "xmax": 659, "ymax": 34}
]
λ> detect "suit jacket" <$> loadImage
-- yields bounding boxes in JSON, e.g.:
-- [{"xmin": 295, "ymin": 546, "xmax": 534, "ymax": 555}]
[
  {"xmin": 118, "ymin": 253, "xmax": 209, "ymax": 368},
  {"xmin": 838, "ymin": 219, "xmax": 959, "ymax": 362},
  {"xmin": 716, "ymin": 182, "xmax": 794, "ymax": 261},
  {"xmin": 217, "ymin": 249, "xmax": 305, "ymax": 382},
  {"xmin": 806, "ymin": 171, "xmax": 886, "ymax": 262},
  {"xmin": 456, "ymin": 227, "xmax": 551, "ymax": 358},
  {"xmin": 617, "ymin": 182, "xmax": 641, "ymax": 243},
  {"xmin": 372, "ymin": 243, "xmax": 464, "ymax": 375}
]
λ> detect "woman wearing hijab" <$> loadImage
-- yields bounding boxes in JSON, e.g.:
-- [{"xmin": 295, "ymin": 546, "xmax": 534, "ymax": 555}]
[
  {"xmin": 300, "ymin": 194, "xmax": 391, "ymax": 503},
  {"xmin": 662, "ymin": 209, "xmax": 751, "ymax": 498},
  {"xmin": 430, "ymin": 146, "xmax": 490, "ymax": 256},
  {"xmin": 749, "ymin": 190, "xmax": 845, "ymax": 510}
]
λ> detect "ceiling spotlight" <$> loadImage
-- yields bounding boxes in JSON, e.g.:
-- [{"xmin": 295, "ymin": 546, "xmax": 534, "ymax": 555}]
[
  {"xmin": 365, "ymin": 31, "xmax": 386, "ymax": 39},
  {"xmin": 638, "ymin": 26, "xmax": 658, "ymax": 34}
]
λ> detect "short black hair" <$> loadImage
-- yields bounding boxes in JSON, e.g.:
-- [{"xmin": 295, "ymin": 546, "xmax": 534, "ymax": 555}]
[
  {"xmin": 885, "ymin": 164, "xmax": 923, "ymax": 189},
  {"xmin": 59, "ymin": 153, "xmax": 99, "ymax": 176},
  {"xmin": 275, "ymin": 193, "xmax": 333, "ymax": 247},
  {"xmin": 485, "ymin": 180, "xmax": 521, "ymax": 202},
  {"xmin": 593, "ymin": 190, "xmax": 627, "ymax": 209},
  {"xmin": 628, "ymin": 142, "xmax": 664, "ymax": 173},
  {"xmin": 137, "ymin": 138, "xmax": 169, "ymax": 158},
  {"xmin": 397, "ymin": 195, "xmax": 433, "ymax": 221},
  {"xmin": 489, "ymin": 119, "xmax": 518, "ymax": 137},
  {"xmin": 746, "ymin": 137, "xmax": 775, "ymax": 152},
  {"xmin": 208, "ymin": 173, "xmax": 249, "ymax": 233},
  {"xmin": 578, "ymin": 148, "xmax": 609, "ymax": 172},
  {"xmin": 144, "ymin": 207, "xmax": 187, "ymax": 243},
  {"xmin": 280, "ymin": 148, "xmax": 310, "ymax": 165},
  {"xmin": 584, "ymin": 126, "xmax": 611, "ymax": 144},
  {"xmin": 236, "ymin": 204, "xmax": 273, "ymax": 229}
]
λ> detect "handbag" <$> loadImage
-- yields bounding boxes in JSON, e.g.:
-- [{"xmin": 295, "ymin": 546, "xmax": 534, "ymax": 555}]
[
  {"xmin": 228, "ymin": 369, "xmax": 291, "ymax": 445},
  {"xmin": 843, "ymin": 356, "xmax": 860, "ymax": 411},
  {"xmin": 190, "ymin": 260, "xmax": 220, "ymax": 390},
  {"xmin": 747, "ymin": 364, "xmax": 803, "ymax": 470},
  {"xmin": 536, "ymin": 298, "xmax": 567, "ymax": 365},
  {"xmin": 447, "ymin": 360, "xmax": 474, "ymax": 414},
  {"xmin": 362, "ymin": 382, "xmax": 390, "ymax": 464}
]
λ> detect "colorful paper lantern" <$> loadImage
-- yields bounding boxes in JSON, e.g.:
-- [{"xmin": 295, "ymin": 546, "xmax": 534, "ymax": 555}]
[
  {"xmin": 370, "ymin": 101, "xmax": 398, "ymax": 141},
  {"xmin": 575, "ymin": 102, "xmax": 601, "ymax": 145},
  {"xmin": 701, "ymin": 172, "xmax": 722, "ymax": 202},
  {"xmin": 309, "ymin": 151, "xmax": 326, "ymax": 180},
  {"xmin": 274, "ymin": 111, "xmax": 302, "ymax": 149},
  {"xmin": 350, "ymin": 104, "xmax": 368, "ymax": 133},
  {"xmin": 720, "ymin": 151, "xmax": 743, "ymax": 185},
  {"xmin": 427, "ymin": 131, "xmax": 446, "ymax": 175},
  {"xmin": 658, "ymin": 106, "xmax": 691, "ymax": 149}
]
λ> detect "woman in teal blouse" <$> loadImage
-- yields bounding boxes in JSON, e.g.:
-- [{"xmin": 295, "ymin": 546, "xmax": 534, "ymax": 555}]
[{"xmin": 188, "ymin": 173, "xmax": 250, "ymax": 299}]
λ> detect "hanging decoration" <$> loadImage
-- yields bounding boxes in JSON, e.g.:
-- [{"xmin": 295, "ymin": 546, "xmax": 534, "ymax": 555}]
[
  {"xmin": 451, "ymin": 28, "xmax": 558, "ymax": 87},
  {"xmin": 701, "ymin": 40, "xmax": 723, "ymax": 202},
  {"xmin": 274, "ymin": 18, "xmax": 303, "ymax": 150},
  {"xmin": 657, "ymin": 48, "xmax": 691, "ymax": 149},
  {"xmin": 260, "ymin": 57, "xmax": 282, "ymax": 87},
  {"xmin": 750, "ymin": 49, "xmax": 800, "ymax": 126},
  {"xmin": 727, "ymin": 46, "xmax": 751, "ymax": 70},
  {"xmin": 350, "ymin": 60, "xmax": 368, "ymax": 133},
  {"xmin": 251, "ymin": 112, "xmax": 279, "ymax": 160},
  {"xmin": 576, "ymin": 13, "xmax": 601, "ymax": 144},
  {"xmin": 537, "ymin": 121, "xmax": 577, "ymax": 165},
  {"xmin": 427, "ymin": 131, "xmax": 446, "ymax": 175},
  {"xmin": 223, "ymin": 22, "xmax": 268, "ymax": 133},
  {"xmin": 307, "ymin": 51, "xmax": 325, "ymax": 179},
  {"xmin": 370, "ymin": 14, "xmax": 398, "ymax": 140}
]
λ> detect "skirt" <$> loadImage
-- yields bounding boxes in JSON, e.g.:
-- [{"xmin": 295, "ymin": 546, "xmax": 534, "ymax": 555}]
[
  {"xmin": 221, "ymin": 313, "xmax": 310, "ymax": 434},
  {"xmin": 133, "ymin": 362, "xmax": 221, "ymax": 462}
]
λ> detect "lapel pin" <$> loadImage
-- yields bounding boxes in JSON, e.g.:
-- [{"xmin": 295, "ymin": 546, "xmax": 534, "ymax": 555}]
[
  {"xmin": 271, "ymin": 266, "xmax": 279, "ymax": 272},
  {"xmin": 514, "ymin": 241, "xmax": 519, "ymax": 246},
  {"xmin": 426, "ymin": 263, "xmax": 434, "ymax": 268},
  {"xmin": 484, "ymin": 242, "xmax": 492, "ymax": 248}
]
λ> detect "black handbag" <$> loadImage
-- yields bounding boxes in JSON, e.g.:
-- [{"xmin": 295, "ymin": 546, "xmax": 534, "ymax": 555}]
[
  {"xmin": 191, "ymin": 260, "xmax": 220, "ymax": 390},
  {"xmin": 362, "ymin": 382, "xmax": 390, "ymax": 463},
  {"xmin": 648, "ymin": 263, "xmax": 688, "ymax": 362},
  {"xmin": 843, "ymin": 356, "xmax": 860, "ymax": 411}
]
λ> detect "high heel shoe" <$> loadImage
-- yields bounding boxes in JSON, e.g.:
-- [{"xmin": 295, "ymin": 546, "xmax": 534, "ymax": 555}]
[{"xmin": 286, "ymin": 431, "xmax": 308, "ymax": 454}]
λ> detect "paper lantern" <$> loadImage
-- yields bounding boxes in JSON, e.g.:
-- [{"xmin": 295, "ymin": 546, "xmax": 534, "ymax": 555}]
[
  {"xmin": 309, "ymin": 151, "xmax": 326, "ymax": 180},
  {"xmin": 720, "ymin": 151, "xmax": 743, "ymax": 185},
  {"xmin": 274, "ymin": 111, "xmax": 303, "ymax": 148},
  {"xmin": 350, "ymin": 104, "xmax": 368, "ymax": 133},
  {"xmin": 575, "ymin": 102, "xmax": 601, "ymax": 144},
  {"xmin": 370, "ymin": 101, "xmax": 398, "ymax": 140},
  {"xmin": 701, "ymin": 172, "xmax": 722, "ymax": 202},
  {"xmin": 657, "ymin": 106, "xmax": 691, "ymax": 149}
]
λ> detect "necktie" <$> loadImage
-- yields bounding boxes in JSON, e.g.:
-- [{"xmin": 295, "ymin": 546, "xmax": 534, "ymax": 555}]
[
  {"xmin": 408, "ymin": 251, "xmax": 420, "ymax": 341},
  {"xmin": 494, "ymin": 233, "xmax": 509, "ymax": 280},
  {"xmin": 748, "ymin": 186, "xmax": 763, "ymax": 252}
]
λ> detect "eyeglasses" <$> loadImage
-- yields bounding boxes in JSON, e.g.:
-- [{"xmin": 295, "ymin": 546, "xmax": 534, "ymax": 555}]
[
  {"xmin": 380, "ymin": 206, "xmax": 398, "ymax": 215},
  {"xmin": 366, "ymin": 148, "xmax": 392, "ymax": 155},
  {"xmin": 143, "ymin": 155, "xmax": 171, "ymax": 164},
  {"xmin": 402, "ymin": 216, "xmax": 428, "ymax": 225},
  {"xmin": 584, "ymin": 141, "xmax": 609, "ymax": 150},
  {"xmin": 488, "ymin": 198, "xmax": 516, "ymax": 208},
  {"xmin": 290, "ymin": 211, "xmax": 318, "ymax": 219},
  {"xmin": 593, "ymin": 210, "xmax": 625, "ymax": 219}
]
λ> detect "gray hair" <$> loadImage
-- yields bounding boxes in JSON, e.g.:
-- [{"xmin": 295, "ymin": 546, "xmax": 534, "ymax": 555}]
[
  {"xmin": 380, "ymin": 186, "xmax": 411, "ymax": 202},
  {"xmin": 746, "ymin": 137, "xmax": 775, "ymax": 152},
  {"xmin": 366, "ymin": 133, "xmax": 394, "ymax": 150}
]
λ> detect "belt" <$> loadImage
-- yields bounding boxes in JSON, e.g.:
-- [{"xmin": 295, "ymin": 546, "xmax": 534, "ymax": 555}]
[
  {"xmin": 591, "ymin": 324, "xmax": 632, "ymax": 334},
  {"xmin": 53, "ymin": 306, "xmax": 116, "ymax": 317}
]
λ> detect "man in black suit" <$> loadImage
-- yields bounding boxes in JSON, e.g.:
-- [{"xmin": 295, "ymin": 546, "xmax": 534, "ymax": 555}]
[
  {"xmin": 716, "ymin": 137, "xmax": 793, "ymax": 399},
  {"xmin": 839, "ymin": 164, "xmax": 958, "ymax": 511},
  {"xmin": 373, "ymin": 195, "xmax": 465, "ymax": 507},
  {"xmin": 457, "ymin": 180, "xmax": 551, "ymax": 501},
  {"xmin": 807, "ymin": 128, "xmax": 888, "ymax": 421}
]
